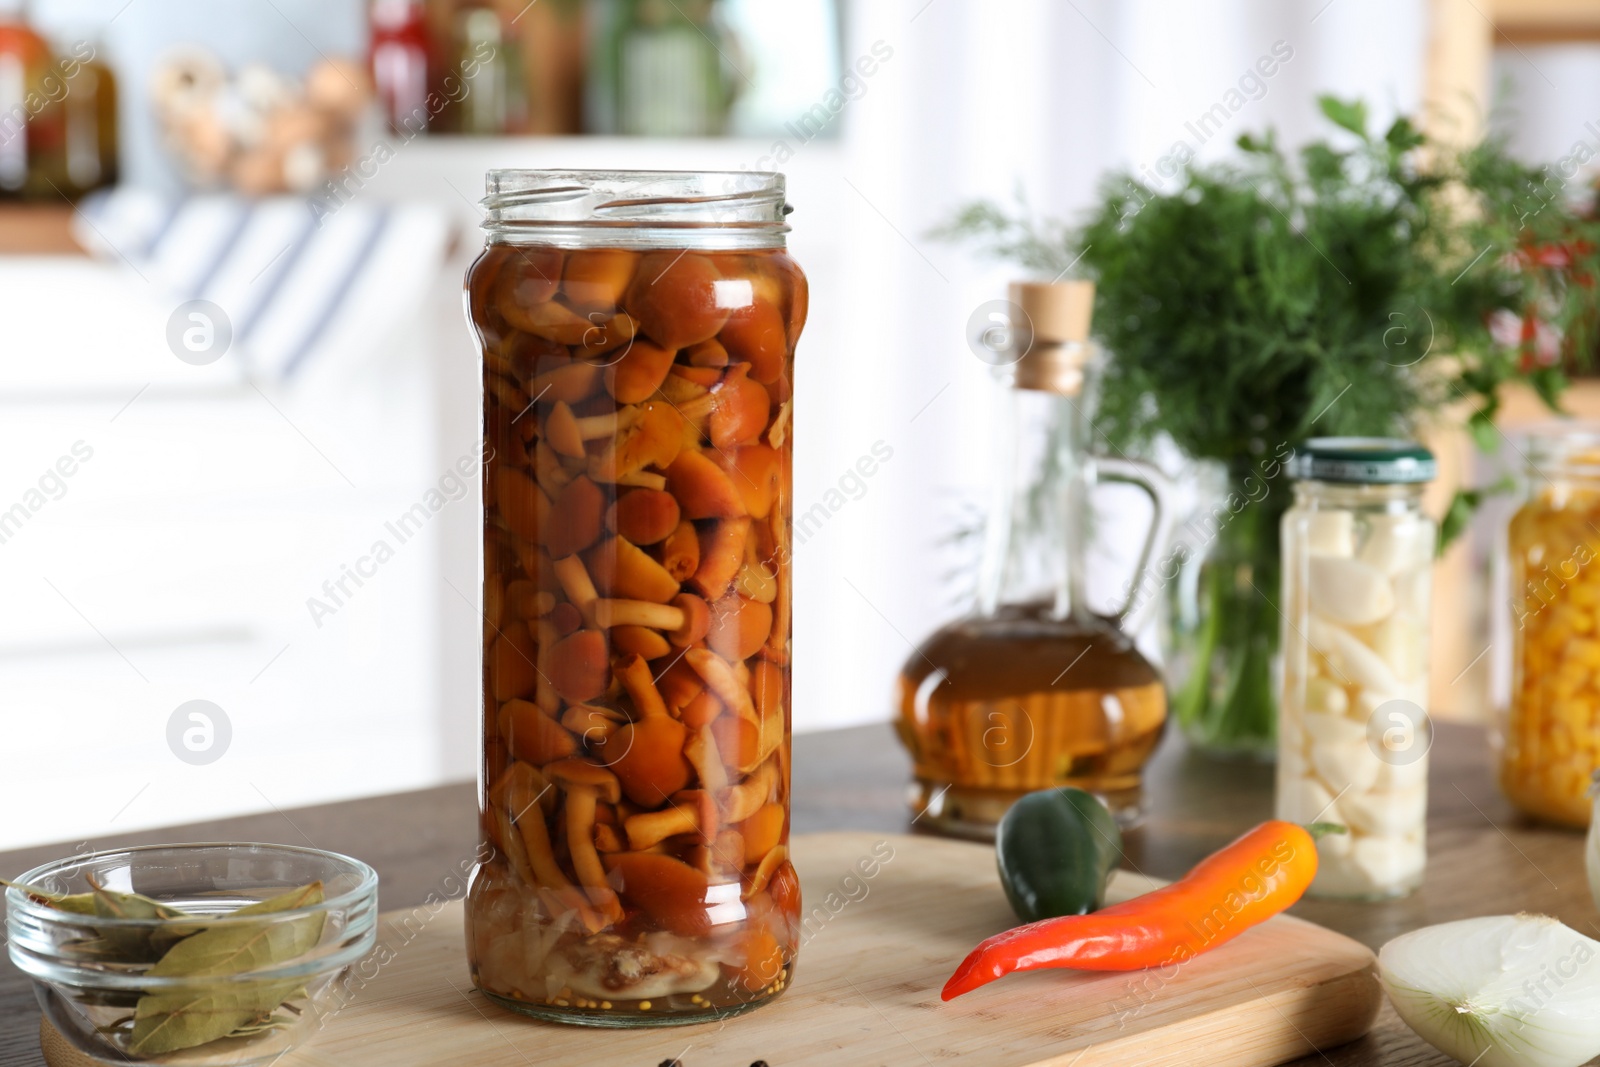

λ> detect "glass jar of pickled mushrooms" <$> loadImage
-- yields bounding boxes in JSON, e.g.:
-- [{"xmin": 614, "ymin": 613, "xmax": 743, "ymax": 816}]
[
  {"xmin": 1277, "ymin": 438, "xmax": 1436, "ymax": 900},
  {"xmin": 1498, "ymin": 427, "xmax": 1600, "ymax": 829},
  {"xmin": 465, "ymin": 170, "xmax": 804, "ymax": 1026}
]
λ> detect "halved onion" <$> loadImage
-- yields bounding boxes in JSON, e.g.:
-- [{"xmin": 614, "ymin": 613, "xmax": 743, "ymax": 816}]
[{"xmin": 1379, "ymin": 915, "xmax": 1600, "ymax": 1067}]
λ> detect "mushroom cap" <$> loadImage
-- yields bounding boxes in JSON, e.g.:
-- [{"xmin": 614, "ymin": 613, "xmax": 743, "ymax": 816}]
[
  {"xmin": 603, "ymin": 715, "xmax": 692, "ymax": 808},
  {"xmin": 545, "ymin": 758, "xmax": 622, "ymax": 803}
]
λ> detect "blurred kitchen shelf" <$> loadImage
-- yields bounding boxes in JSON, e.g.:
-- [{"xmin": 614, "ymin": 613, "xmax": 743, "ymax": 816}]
[
  {"xmin": 0, "ymin": 204, "xmax": 85, "ymax": 256},
  {"xmin": 1493, "ymin": 0, "xmax": 1600, "ymax": 43}
]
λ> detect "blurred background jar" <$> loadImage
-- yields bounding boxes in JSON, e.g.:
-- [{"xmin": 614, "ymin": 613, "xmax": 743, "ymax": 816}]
[
  {"xmin": 51, "ymin": 31, "xmax": 116, "ymax": 197},
  {"xmin": 0, "ymin": 0, "xmax": 59, "ymax": 198},
  {"xmin": 587, "ymin": 0, "xmax": 737, "ymax": 136},
  {"xmin": 1277, "ymin": 438, "xmax": 1436, "ymax": 900},
  {"xmin": 1496, "ymin": 426, "xmax": 1600, "ymax": 830}
]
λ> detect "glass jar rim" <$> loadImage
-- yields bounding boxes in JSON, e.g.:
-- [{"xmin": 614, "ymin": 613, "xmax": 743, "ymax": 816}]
[
  {"xmin": 1520, "ymin": 422, "xmax": 1600, "ymax": 477},
  {"xmin": 5, "ymin": 841, "xmax": 379, "ymax": 928},
  {"xmin": 481, "ymin": 169, "xmax": 791, "ymax": 248}
]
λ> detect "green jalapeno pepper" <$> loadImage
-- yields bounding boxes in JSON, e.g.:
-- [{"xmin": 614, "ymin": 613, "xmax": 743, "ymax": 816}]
[{"xmin": 995, "ymin": 787, "xmax": 1122, "ymax": 923}]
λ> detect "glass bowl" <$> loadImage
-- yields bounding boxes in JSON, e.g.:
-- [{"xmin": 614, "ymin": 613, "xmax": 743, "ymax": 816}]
[{"xmin": 5, "ymin": 843, "xmax": 378, "ymax": 1066}]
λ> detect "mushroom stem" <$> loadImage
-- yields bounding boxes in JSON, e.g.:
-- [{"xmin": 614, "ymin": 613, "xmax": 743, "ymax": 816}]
[
  {"xmin": 722, "ymin": 758, "xmax": 776, "ymax": 824},
  {"xmin": 687, "ymin": 648, "xmax": 758, "ymax": 724},
  {"xmin": 493, "ymin": 808, "xmax": 537, "ymax": 887},
  {"xmin": 552, "ymin": 555, "xmax": 600, "ymax": 619},
  {"xmin": 686, "ymin": 726, "xmax": 729, "ymax": 792},
  {"xmin": 545, "ymin": 759, "xmax": 623, "ymax": 894},
  {"xmin": 577, "ymin": 409, "xmax": 636, "ymax": 439},
  {"xmin": 624, "ymin": 805, "xmax": 698, "ymax": 850},
  {"xmin": 561, "ymin": 703, "xmax": 624, "ymax": 747},
  {"xmin": 593, "ymin": 598, "xmax": 685, "ymax": 631},
  {"xmin": 532, "ymin": 618, "xmax": 561, "ymax": 714},
  {"xmin": 616, "ymin": 653, "xmax": 670, "ymax": 719},
  {"xmin": 495, "ymin": 761, "xmax": 572, "ymax": 890},
  {"xmin": 565, "ymin": 789, "xmax": 609, "ymax": 889},
  {"xmin": 744, "ymin": 844, "xmax": 788, "ymax": 900},
  {"xmin": 615, "ymin": 470, "xmax": 668, "ymax": 490}
]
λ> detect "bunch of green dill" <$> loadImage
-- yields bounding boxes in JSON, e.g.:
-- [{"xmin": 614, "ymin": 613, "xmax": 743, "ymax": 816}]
[{"xmin": 941, "ymin": 96, "xmax": 1600, "ymax": 543}]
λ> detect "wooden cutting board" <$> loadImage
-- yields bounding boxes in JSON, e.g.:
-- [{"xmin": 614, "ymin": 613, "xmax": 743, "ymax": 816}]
[{"xmin": 42, "ymin": 832, "xmax": 1381, "ymax": 1067}]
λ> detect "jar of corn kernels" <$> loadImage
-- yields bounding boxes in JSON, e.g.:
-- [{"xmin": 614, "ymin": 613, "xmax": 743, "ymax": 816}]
[{"xmin": 1497, "ymin": 427, "xmax": 1600, "ymax": 829}]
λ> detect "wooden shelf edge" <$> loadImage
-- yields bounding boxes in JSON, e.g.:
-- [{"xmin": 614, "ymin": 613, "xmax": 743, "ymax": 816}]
[{"xmin": 0, "ymin": 204, "xmax": 86, "ymax": 256}]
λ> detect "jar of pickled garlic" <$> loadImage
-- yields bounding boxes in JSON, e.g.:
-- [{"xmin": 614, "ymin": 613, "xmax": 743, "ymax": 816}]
[
  {"xmin": 464, "ymin": 170, "xmax": 804, "ymax": 1026},
  {"xmin": 1498, "ymin": 428, "xmax": 1600, "ymax": 829},
  {"xmin": 1277, "ymin": 438, "xmax": 1437, "ymax": 900}
]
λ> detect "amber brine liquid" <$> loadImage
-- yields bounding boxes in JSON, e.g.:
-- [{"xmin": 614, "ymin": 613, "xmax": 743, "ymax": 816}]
[{"xmin": 896, "ymin": 606, "xmax": 1166, "ymax": 837}]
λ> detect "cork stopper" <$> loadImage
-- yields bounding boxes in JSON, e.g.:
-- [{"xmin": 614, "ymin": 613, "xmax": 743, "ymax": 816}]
[{"xmin": 1009, "ymin": 280, "xmax": 1096, "ymax": 394}]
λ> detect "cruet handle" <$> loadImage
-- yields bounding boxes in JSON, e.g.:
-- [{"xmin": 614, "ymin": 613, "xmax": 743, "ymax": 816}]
[{"xmin": 1093, "ymin": 455, "xmax": 1176, "ymax": 630}]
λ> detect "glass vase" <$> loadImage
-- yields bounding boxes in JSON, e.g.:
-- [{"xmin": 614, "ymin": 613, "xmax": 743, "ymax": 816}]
[{"xmin": 1165, "ymin": 460, "xmax": 1286, "ymax": 760}]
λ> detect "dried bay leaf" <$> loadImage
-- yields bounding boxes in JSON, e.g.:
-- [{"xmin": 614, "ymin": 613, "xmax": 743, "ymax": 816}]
[
  {"xmin": 128, "ymin": 978, "xmax": 303, "ymax": 1056},
  {"xmin": 87, "ymin": 873, "xmax": 194, "ymax": 961},
  {"xmin": 127, "ymin": 883, "xmax": 324, "ymax": 1055},
  {"xmin": 0, "ymin": 877, "xmax": 97, "ymax": 915},
  {"xmin": 147, "ymin": 881, "xmax": 326, "ymax": 978},
  {"xmin": 86, "ymin": 873, "xmax": 190, "ymax": 922}
]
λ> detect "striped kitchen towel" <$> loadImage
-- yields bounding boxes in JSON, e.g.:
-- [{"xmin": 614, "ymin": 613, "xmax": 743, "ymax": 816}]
[{"xmin": 72, "ymin": 189, "xmax": 454, "ymax": 380}]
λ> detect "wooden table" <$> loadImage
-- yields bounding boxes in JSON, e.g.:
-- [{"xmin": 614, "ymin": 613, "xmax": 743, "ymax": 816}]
[{"xmin": 1, "ymin": 721, "xmax": 1591, "ymax": 1067}]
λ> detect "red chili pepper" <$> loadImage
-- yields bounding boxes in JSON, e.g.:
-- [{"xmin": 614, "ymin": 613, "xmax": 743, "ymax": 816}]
[{"xmin": 941, "ymin": 820, "xmax": 1319, "ymax": 1001}]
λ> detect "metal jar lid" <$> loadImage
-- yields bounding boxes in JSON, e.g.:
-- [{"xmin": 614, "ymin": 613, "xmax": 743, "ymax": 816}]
[{"xmin": 1286, "ymin": 437, "xmax": 1437, "ymax": 484}]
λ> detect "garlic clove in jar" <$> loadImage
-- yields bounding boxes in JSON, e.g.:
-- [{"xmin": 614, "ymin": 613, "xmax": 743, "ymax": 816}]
[
  {"xmin": 1281, "ymin": 773, "xmax": 1337, "ymax": 823},
  {"xmin": 1342, "ymin": 786, "xmax": 1427, "ymax": 835},
  {"xmin": 1310, "ymin": 736, "xmax": 1382, "ymax": 795},
  {"xmin": 1305, "ymin": 511, "xmax": 1356, "ymax": 557},
  {"xmin": 1305, "ymin": 676, "xmax": 1350, "ymax": 716},
  {"xmin": 1375, "ymin": 754, "xmax": 1429, "ymax": 791},
  {"xmin": 1352, "ymin": 834, "xmax": 1425, "ymax": 887},
  {"xmin": 1310, "ymin": 616, "xmax": 1404, "ymax": 694},
  {"xmin": 1369, "ymin": 615, "xmax": 1428, "ymax": 682},
  {"xmin": 1391, "ymin": 563, "xmax": 1432, "ymax": 619},
  {"xmin": 1311, "ymin": 860, "xmax": 1375, "ymax": 896},
  {"xmin": 1359, "ymin": 514, "xmax": 1434, "ymax": 575},
  {"xmin": 1317, "ymin": 823, "xmax": 1354, "ymax": 859},
  {"xmin": 1303, "ymin": 710, "xmax": 1367, "ymax": 748},
  {"xmin": 1309, "ymin": 557, "xmax": 1396, "ymax": 625}
]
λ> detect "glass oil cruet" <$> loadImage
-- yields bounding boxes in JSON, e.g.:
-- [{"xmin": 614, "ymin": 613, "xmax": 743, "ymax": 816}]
[{"xmin": 895, "ymin": 281, "xmax": 1170, "ymax": 838}]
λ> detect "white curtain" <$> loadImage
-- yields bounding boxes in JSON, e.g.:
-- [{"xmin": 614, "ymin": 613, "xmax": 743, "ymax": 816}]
[{"xmin": 796, "ymin": 0, "xmax": 1430, "ymax": 731}]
